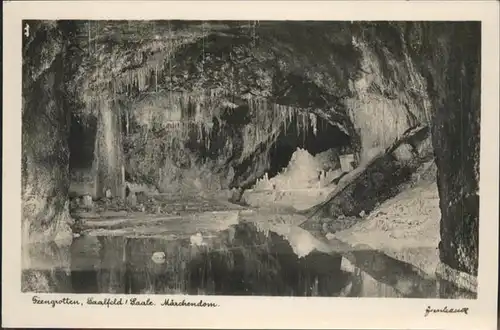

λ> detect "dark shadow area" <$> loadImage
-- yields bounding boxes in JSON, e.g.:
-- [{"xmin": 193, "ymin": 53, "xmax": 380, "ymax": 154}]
[
  {"xmin": 185, "ymin": 222, "xmax": 347, "ymax": 296},
  {"xmin": 268, "ymin": 115, "xmax": 350, "ymax": 178},
  {"xmin": 21, "ymin": 269, "xmax": 72, "ymax": 293},
  {"xmin": 68, "ymin": 114, "xmax": 97, "ymax": 172}
]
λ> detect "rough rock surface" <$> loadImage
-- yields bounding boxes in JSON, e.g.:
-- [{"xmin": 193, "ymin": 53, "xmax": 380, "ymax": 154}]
[
  {"xmin": 410, "ymin": 22, "xmax": 481, "ymax": 276},
  {"xmin": 301, "ymin": 125, "xmax": 430, "ymax": 223},
  {"xmin": 22, "ymin": 21, "xmax": 80, "ymax": 246},
  {"xmin": 71, "ymin": 22, "xmax": 433, "ymax": 195},
  {"xmin": 332, "ymin": 161, "xmax": 440, "ymax": 277},
  {"xmin": 21, "ymin": 21, "xmax": 86, "ymax": 292}
]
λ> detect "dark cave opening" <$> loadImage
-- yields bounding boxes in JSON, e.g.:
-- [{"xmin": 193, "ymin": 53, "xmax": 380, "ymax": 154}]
[
  {"xmin": 230, "ymin": 112, "xmax": 353, "ymax": 190},
  {"xmin": 267, "ymin": 115, "xmax": 351, "ymax": 178},
  {"xmin": 68, "ymin": 114, "xmax": 97, "ymax": 176}
]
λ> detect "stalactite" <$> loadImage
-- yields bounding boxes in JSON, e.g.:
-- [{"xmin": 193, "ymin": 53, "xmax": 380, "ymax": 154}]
[
  {"xmin": 126, "ymin": 108, "xmax": 130, "ymax": 136},
  {"xmin": 128, "ymin": 71, "xmax": 132, "ymax": 94},
  {"xmin": 88, "ymin": 21, "xmax": 91, "ymax": 56},
  {"xmin": 309, "ymin": 113, "xmax": 318, "ymax": 136},
  {"xmin": 155, "ymin": 64, "xmax": 158, "ymax": 92},
  {"xmin": 282, "ymin": 105, "xmax": 288, "ymax": 135},
  {"xmin": 195, "ymin": 102, "xmax": 202, "ymax": 122},
  {"xmin": 263, "ymin": 98, "xmax": 268, "ymax": 134},
  {"xmin": 302, "ymin": 112, "xmax": 308, "ymax": 145},
  {"xmin": 201, "ymin": 21, "xmax": 205, "ymax": 82},
  {"xmin": 94, "ymin": 21, "xmax": 98, "ymax": 53},
  {"xmin": 289, "ymin": 107, "xmax": 293, "ymax": 127},
  {"xmin": 197, "ymin": 122, "xmax": 202, "ymax": 143},
  {"xmin": 293, "ymin": 111, "xmax": 299, "ymax": 143}
]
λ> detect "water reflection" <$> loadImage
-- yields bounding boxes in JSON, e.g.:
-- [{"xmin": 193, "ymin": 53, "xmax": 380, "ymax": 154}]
[
  {"xmin": 21, "ymin": 241, "xmax": 72, "ymax": 293},
  {"xmin": 70, "ymin": 222, "xmax": 349, "ymax": 296},
  {"xmin": 22, "ymin": 221, "xmax": 477, "ymax": 299}
]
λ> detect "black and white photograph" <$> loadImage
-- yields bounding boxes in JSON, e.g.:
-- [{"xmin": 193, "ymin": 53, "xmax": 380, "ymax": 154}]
[{"xmin": 3, "ymin": 1, "xmax": 499, "ymax": 329}]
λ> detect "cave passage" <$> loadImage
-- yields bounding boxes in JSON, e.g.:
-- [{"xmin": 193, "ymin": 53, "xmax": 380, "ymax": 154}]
[
  {"xmin": 68, "ymin": 114, "xmax": 97, "ymax": 178},
  {"xmin": 267, "ymin": 115, "xmax": 351, "ymax": 178}
]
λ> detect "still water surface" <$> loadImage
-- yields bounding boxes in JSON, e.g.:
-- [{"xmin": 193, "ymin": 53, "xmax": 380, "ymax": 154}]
[{"xmin": 22, "ymin": 221, "xmax": 475, "ymax": 298}]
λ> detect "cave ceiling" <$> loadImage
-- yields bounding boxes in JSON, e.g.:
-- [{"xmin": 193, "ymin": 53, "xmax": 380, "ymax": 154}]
[{"xmin": 71, "ymin": 21, "xmax": 407, "ymax": 135}]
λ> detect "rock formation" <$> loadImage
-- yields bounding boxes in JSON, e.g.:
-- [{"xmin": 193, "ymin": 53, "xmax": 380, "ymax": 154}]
[
  {"xmin": 22, "ymin": 21, "xmax": 81, "ymax": 246},
  {"xmin": 410, "ymin": 22, "xmax": 481, "ymax": 276},
  {"xmin": 21, "ymin": 21, "xmax": 481, "ymax": 281}
]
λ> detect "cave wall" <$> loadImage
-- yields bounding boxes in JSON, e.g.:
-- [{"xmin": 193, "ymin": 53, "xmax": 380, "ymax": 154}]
[
  {"xmin": 68, "ymin": 22, "xmax": 436, "ymax": 195},
  {"xmin": 348, "ymin": 24, "xmax": 433, "ymax": 163},
  {"xmin": 124, "ymin": 91, "xmax": 235, "ymax": 195},
  {"xmin": 22, "ymin": 21, "xmax": 80, "ymax": 246},
  {"xmin": 409, "ymin": 22, "xmax": 481, "ymax": 276},
  {"xmin": 112, "ymin": 22, "xmax": 435, "ymax": 194},
  {"xmin": 124, "ymin": 90, "xmax": 323, "ymax": 195}
]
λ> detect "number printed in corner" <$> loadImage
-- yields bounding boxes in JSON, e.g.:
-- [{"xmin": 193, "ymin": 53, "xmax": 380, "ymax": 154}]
[{"xmin": 24, "ymin": 23, "xmax": 30, "ymax": 38}]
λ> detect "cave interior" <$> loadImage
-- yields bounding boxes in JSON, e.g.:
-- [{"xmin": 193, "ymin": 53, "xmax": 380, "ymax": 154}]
[{"xmin": 21, "ymin": 20, "xmax": 481, "ymax": 295}]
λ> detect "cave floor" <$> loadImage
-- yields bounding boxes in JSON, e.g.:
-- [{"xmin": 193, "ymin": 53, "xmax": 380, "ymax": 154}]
[
  {"xmin": 22, "ymin": 192, "xmax": 475, "ymax": 298},
  {"xmin": 242, "ymin": 187, "xmax": 334, "ymax": 211},
  {"xmin": 331, "ymin": 180, "xmax": 441, "ymax": 278}
]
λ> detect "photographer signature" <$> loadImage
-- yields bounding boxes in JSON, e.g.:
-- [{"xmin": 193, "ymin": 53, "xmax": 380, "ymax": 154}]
[{"xmin": 424, "ymin": 306, "xmax": 469, "ymax": 317}]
